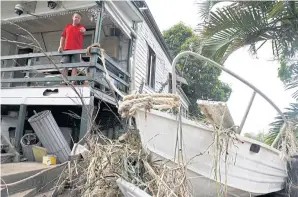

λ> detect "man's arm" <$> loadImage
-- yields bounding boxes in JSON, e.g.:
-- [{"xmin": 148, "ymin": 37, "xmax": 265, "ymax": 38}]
[
  {"xmin": 58, "ymin": 37, "xmax": 65, "ymax": 52},
  {"xmin": 80, "ymin": 25, "xmax": 86, "ymax": 34},
  {"xmin": 58, "ymin": 25, "xmax": 67, "ymax": 52}
]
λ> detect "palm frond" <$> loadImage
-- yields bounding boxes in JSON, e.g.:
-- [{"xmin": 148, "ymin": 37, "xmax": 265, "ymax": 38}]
[
  {"xmin": 196, "ymin": 0, "xmax": 223, "ymax": 22},
  {"xmin": 265, "ymin": 103, "xmax": 298, "ymax": 145},
  {"xmin": 199, "ymin": 4, "xmax": 273, "ymax": 62},
  {"xmin": 199, "ymin": 1, "xmax": 298, "ymax": 63}
]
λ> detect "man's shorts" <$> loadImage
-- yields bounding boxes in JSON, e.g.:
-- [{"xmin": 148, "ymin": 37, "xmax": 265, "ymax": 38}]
[{"xmin": 60, "ymin": 54, "xmax": 81, "ymax": 64}]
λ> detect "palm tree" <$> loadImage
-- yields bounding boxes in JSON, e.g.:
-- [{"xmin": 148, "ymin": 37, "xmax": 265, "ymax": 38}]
[
  {"xmin": 196, "ymin": 1, "xmax": 298, "ymax": 143},
  {"xmin": 197, "ymin": 1, "xmax": 298, "ymax": 97},
  {"xmin": 266, "ymin": 103, "xmax": 298, "ymax": 145}
]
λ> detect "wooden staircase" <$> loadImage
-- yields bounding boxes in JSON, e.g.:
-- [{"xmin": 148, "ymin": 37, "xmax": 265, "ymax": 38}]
[{"xmin": 0, "ymin": 162, "xmax": 65, "ymax": 197}]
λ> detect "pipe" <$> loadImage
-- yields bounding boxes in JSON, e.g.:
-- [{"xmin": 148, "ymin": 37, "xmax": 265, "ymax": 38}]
[
  {"xmin": 171, "ymin": 51, "xmax": 288, "ymax": 145},
  {"xmin": 238, "ymin": 91, "xmax": 256, "ymax": 134}
]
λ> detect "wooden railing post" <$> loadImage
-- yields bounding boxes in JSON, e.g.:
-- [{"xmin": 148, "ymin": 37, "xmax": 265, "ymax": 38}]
[
  {"xmin": 89, "ymin": 47, "xmax": 99, "ymax": 89},
  {"xmin": 25, "ymin": 57, "xmax": 33, "ymax": 87}
]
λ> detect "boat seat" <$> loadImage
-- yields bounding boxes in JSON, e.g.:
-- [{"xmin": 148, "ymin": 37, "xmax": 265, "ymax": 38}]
[{"xmin": 197, "ymin": 100, "xmax": 236, "ymax": 131}]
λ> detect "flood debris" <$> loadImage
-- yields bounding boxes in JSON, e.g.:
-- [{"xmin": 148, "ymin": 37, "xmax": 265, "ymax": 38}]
[
  {"xmin": 52, "ymin": 129, "xmax": 191, "ymax": 197},
  {"xmin": 20, "ymin": 133, "xmax": 40, "ymax": 162},
  {"xmin": 28, "ymin": 110, "xmax": 71, "ymax": 163},
  {"xmin": 70, "ymin": 143, "xmax": 90, "ymax": 160}
]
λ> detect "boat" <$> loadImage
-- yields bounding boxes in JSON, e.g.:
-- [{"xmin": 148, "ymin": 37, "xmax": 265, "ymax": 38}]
[
  {"xmin": 134, "ymin": 108, "xmax": 287, "ymax": 197},
  {"xmin": 116, "ymin": 51, "xmax": 290, "ymax": 197}
]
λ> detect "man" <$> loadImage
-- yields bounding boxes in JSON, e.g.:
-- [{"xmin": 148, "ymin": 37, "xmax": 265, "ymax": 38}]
[{"xmin": 58, "ymin": 12, "xmax": 86, "ymax": 84}]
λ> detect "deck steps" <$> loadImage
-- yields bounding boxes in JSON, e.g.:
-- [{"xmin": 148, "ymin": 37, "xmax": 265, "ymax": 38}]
[
  {"xmin": 9, "ymin": 188, "xmax": 36, "ymax": 197},
  {"xmin": 0, "ymin": 153, "xmax": 15, "ymax": 164},
  {"xmin": 0, "ymin": 162, "xmax": 64, "ymax": 197}
]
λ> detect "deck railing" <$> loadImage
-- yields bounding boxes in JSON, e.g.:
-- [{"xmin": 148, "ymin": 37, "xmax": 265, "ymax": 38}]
[{"xmin": 1, "ymin": 48, "xmax": 130, "ymax": 94}]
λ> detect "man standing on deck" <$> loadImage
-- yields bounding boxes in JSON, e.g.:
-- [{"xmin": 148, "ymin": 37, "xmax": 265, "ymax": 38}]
[{"xmin": 58, "ymin": 12, "xmax": 86, "ymax": 84}]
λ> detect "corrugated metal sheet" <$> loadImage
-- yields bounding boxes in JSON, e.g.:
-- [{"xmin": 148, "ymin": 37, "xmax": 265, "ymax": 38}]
[{"xmin": 28, "ymin": 110, "xmax": 70, "ymax": 163}]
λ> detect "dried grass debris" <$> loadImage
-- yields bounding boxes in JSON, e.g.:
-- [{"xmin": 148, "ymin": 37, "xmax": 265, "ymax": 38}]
[{"xmin": 55, "ymin": 129, "xmax": 191, "ymax": 197}]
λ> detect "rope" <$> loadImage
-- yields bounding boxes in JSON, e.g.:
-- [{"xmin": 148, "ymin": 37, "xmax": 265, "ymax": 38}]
[
  {"xmin": 86, "ymin": 44, "xmax": 180, "ymax": 117},
  {"xmin": 118, "ymin": 93, "xmax": 180, "ymax": 118},
  {"xmin": 86, "ymin": 43, "xmax": 101, "ymax": 56},
  {"xmin": 86, "ymin": 44, "xmax": 124, "ymax": 99}
]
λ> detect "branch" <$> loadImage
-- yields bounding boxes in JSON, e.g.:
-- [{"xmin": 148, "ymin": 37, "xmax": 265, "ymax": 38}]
[{"xmin": 6, "ymin": 22, "xmax": 97, "ymax": 149}]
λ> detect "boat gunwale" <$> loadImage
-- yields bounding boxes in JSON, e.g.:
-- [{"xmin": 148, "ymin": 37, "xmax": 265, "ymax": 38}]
[
  {"xmin": 136, "ymin": 109, "xmax": 282, "ymax": 155},
  {"xmin": 144, "ymin": 145, "xmax": 285, "ymax": 195}
]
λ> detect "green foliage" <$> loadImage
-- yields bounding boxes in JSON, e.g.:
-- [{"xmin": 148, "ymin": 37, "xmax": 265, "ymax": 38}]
[
  {"xmin": 196, "ymin": 1, "xmax": 298, "ymax": 143},
  {"xmin": 197, "ymin": 1, "xmax": 298, "ymax": 97},
  {"xmin": 163, "ymin": 23, "xmax": 232, "ymax": 117},
  {"xmin": 162, "ymin": 22, "xmax": 195, "ymax": 57},
  {"xmin": 265, "ymin": 103, "xmax": 298, "ymax": 145},
  {"xmin": 244, "ymin": 132, "xmax": 267, "ymax": 143}
]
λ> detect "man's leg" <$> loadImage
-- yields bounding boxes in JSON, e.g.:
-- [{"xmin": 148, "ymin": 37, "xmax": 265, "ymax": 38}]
[
  {"xmin": 60, "ymin": 55, "xmax": 71, "ymax": 84},
  {"xmin": 70, "ymin": 54, "xmax": 81, "ymax": 85}
]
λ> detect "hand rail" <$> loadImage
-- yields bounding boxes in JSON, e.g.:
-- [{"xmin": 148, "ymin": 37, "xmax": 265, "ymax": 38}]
[
  {"xmin": 1, "ymin": 49, "xmax": 130, "ymax": 77},
  {"xmin": 1, "ymin": 49, "xmax": 86, "ymax": 60},
  {"xmin": 171, "ymin": 51, "xmax": 288, "ymax": 147},
  {"xmin": 1, "ymin": 49, "xmax": 130, "ymax": 89}
]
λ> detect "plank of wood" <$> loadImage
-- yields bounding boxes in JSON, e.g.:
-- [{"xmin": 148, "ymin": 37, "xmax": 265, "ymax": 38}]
[{"xmin": 1, "ymin": 62, "xmax": 92, "ymax": 72}]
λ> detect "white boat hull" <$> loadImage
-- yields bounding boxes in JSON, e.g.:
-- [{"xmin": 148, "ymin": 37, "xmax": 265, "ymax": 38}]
[{"xmin": 135, "ymin": 109, "xmax": 287, "ymax": 197}]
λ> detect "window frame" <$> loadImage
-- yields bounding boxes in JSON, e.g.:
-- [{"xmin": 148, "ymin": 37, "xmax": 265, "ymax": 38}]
[{"xmin": 146, "ymin": 44, "xmax": 156, "ymax": 89}]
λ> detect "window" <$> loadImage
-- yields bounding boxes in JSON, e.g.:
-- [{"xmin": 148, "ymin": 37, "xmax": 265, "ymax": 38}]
[
  {"xmin": 180, "ymin": 106, "xmax": 189, "ymax": 119},
  {"xmin": 168, "ymin": 73, "xmax": 172, "ymax": 93},
  {"xmin": 146, "ymin": 45, "xmax": 156, "ymax": 88}
]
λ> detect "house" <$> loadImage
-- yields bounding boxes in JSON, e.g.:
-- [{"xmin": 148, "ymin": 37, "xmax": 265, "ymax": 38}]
[{"xmin": 0, "ymin": 1, "xmax": 190, "ymax": 159}]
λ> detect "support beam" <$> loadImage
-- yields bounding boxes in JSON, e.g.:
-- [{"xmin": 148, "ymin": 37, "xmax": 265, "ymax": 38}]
[
  {"xmin": 15, "ymin": 104, "xmax": 27, "ymax": 152},
  {"xmin": 238, "ymin": 91, "xmax": 256, "ymax": 134},
  {"xmin": 94, "ymin": 1, "xmax": 104, "ymax": 43},
  {"xmin": 79, "ymin": 97, "xmax": 95, "ymax": 140},
  {"xmin": 79, "ymin": 106, "xmax": 89, "ymax": 140},
  {"xmin": 90, "ymin": 2, "xmax": 104, "ymax": 91}
]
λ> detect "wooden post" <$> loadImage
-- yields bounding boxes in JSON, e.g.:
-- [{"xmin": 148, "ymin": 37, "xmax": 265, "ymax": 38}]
[
  {"xmin": 25, "ymin": 57, "xmax": 33, "ymax": 87},
  {"xmin": 15, "ymin": 104, "xmax": 27, "ymax": 152},
  {"xmin": 94, "ymin": 1, "xmax": 104, "ymax": 44},
  {"xmin": 79, "ymin": 96, "xmax": 95, "ymax": 140},
  {"xmin": 89, "ymin": 48, "xmax": 99, "ymax": 89},
  {"xmin": 89, "ymin": 1, "xmax": 104, "ymax": 90},
  {"xmin": 79, "ymin": 105, "xmax": 89, "ymax": 140}
]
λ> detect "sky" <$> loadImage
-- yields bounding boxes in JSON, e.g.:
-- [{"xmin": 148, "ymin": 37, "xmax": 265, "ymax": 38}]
[{"xmin": 146, "ymin": 0, "xmax": 295, "ymax": 135}]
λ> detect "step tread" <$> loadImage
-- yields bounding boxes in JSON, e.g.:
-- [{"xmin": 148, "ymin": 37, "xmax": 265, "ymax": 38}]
[
  {"xmin": 8, "ymin": 188, "xmax": 36, "ymax": 197},
  {"xmin": 0, "ymin": 153, "xmax": 15, "ymax": 156},
  {"xmin": 1, "ymin": 162, "xmax": 54, "ymax": 177}
]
